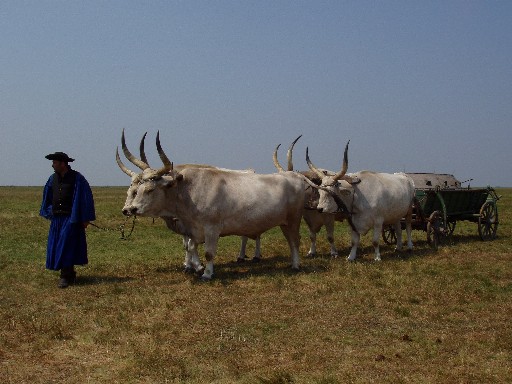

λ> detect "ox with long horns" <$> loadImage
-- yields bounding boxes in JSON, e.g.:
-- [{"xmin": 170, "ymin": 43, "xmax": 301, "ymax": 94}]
[
  {"xmin": 306, "ymin": 142, "xmax": 415, "ymax": 261},
  {"xmin": 119, "ymin": 131, "xmax": 306, "ymax": 280},
  {"xmin": 116, "ymin": 130, "xmax": 261, "ymax": 273},
  {"xmin": 273, "ymin": 136, "xmax": 346, "ymax": 257}
]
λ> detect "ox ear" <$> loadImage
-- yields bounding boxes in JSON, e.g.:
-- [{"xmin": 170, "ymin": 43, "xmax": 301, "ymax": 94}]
[
  {"xmin": 162, "ymin": 173, "xmax": 183, "ymax": 188},
  {"xmin": 337, "ymin": 183, "xmax": 353, "ymax": 195},
  {"xmin": 342, "ymin": 174, "xmax": 361, "ymax": 185}
]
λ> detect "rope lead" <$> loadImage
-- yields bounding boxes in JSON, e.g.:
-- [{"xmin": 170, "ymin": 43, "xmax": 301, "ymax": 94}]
[{"xmin": 89, "ymin": 215, "xmax": 137, "ymax": 240}]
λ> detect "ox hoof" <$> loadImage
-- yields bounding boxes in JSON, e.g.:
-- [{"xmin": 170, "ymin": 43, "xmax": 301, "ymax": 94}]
[
  {"xmin": 183, "ymin": 267, "xmax": 195, "ymax": 274},
  {"xmin": 306, "ymin": 252, "xmax": 316, "ymax": 258},
  {"xmin": 252, "ymin": 257, "xmax": 261, "ymax": 263},
  {"xmin": 193, "ymin": 265, "xmax": 205, "ymax": 275},
  {"xmin": 237, "ymin": 257, "xmax": 247, "ymax": 263},
  {"xmin": 200, "ymin": 274, "xmax": 213, "ymax": 282}
]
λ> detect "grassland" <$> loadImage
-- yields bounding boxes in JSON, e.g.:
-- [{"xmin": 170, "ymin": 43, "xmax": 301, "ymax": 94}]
[{"xmin": 1, "ymin": 186, "xmax": 511, "ymax": 383}]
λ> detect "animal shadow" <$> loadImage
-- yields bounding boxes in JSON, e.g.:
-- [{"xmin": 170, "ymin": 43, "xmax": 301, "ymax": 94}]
[{"xmin": 74, "ymin": 275, "xmax": 134, "ymax": 286}]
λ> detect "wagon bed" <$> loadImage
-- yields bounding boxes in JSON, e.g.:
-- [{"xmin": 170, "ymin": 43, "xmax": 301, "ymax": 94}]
[{"xmin": 383, "ymin": 173, "xmax": 500, "ymax": 249}]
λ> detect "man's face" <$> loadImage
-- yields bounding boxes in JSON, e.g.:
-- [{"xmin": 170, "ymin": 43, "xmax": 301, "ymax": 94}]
[{"xmin": 52, "ymin": 160, "xmax": 67, "ymax": 174}]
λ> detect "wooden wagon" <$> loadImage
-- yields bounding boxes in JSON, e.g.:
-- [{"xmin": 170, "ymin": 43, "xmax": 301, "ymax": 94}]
[{"xmin": 382, "ymin": 173, "xmax": 500, "ymax": 249}]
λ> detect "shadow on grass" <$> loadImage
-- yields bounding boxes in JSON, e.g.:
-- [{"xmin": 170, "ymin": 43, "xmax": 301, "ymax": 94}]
[
  {"xmin": 149, "ymin": 245, "xmax": 439, "ymax": 285},
  {"xmin": 308, "ymin": 241, "xmax": 437, "ymax": 264},
  {"xmin": 153, "ymin": 253, "xmax": 329, "ymax": 285},
  {"xmin": 304, "ymin": 235, "xmax": 490, "ymax": 264},
  {"xmin": 140, "ymin": 233, "xmax": 492, "ymax": 285},
  {"xmin": 75, "ymin": 275, "xmax": 134, "ymax": 286}
]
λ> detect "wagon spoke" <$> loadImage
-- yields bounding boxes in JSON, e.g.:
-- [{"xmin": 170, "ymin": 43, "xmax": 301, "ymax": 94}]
[
  {"xmin": 427, "ymin": 211, "xmax": 441, "ymax": 250},
  {"xmin": 382, "ymin": 225, "xmax": 397, "ymax": 245},
  {"xmin": 446, "ymin": 221, "xmax": 456, "ymax": 236},
  {"xmin": 478, "ymin": 201, "xmax": 498, "ymax": 241}
]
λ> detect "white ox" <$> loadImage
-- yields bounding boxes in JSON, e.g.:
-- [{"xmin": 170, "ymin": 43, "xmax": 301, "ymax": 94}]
[
  {"xmin": 273, "ymin": 136, "xmax": 346, "ymax": 257},
  {"xmin": 117, "ymin": 131, "xmax": 261, "ymax": 273},
  {"xmin": 123, "ymin": 133, "xmax": 306, "ymax": 280},
  {"xmin": 306, "ymin": 142, "xmax": 415, "ymax": 261}
]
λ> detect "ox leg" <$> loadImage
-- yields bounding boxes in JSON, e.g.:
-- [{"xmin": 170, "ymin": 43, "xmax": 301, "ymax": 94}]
[
  {"xmin": 372, "ymin": 224, "xmax": 382, "ymax": 262},
  {"xmin": 347, "ymin": 230, "xmax": 360, "ymax": 261},
  {"xmin": 280, "ymin": 225, "xmax": 301, "ymax": 270},
  {"xmin": 303, "ymin": 212, "xmax": 319, "ymax": 257},
  {"xmin": 237, "ymin": 236, "xmax": 249, "ymax": 262},
  {"xmin": 324, "ymin": 217, "xmax": 338, "ymax": 257},
  {"xmin": 307, "ymin": 228, "xmax": 318, "ymax": 257},
  {"xmin": 304, "ymin": 214, "xmax": 337, "ymax": 258},
  {"xmin": 202, "ymin": 234, "xmax": 219, "ymax": 280},
  {"xmin": 183, "ymin": 236, "xmax": 195, "ymax": 272},
  {"xmin": 253, "ymin": 235, "xmax": 262, "ymax": 262},
  {"xmin": 394, "ymin": 222, "xmax": 404, "ymax": 252},
  {"xmin": 405, "ymin": 210, "xmax": 413, "ymax": 251},
  {"xmin": 237, "ymin": 236, "xmax": 262, "ymax": 262},
  {"xmin": 183, "ymin": 237, "xmax": 203, "ymax": 274}
]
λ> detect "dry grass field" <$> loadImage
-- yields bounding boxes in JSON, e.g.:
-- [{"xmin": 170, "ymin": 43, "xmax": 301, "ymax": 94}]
[{"xmin": 1, "ymin": 186, "xmax": 511, "ymax": 383}]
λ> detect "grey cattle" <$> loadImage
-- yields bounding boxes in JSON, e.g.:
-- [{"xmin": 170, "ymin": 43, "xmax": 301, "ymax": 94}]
[
  {"xmin": 122, "ymin": 132, "xmax": 306, "ymax": 280},
  {"xmin": 116, "ymin": 131, "xmax": 261, "ymax": 274},
  {"xmin": 306, "ymin": 142, "xmax": 415, "ymax": 261},
  {"xmin": 273, "ymin": 136, "xmax": 346, "ymax": 257}
]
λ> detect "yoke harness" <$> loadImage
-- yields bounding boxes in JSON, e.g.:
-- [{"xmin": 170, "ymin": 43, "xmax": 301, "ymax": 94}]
[{"xmin": 326, "ymin": 179, "xmax": 361, "ymax": 233}]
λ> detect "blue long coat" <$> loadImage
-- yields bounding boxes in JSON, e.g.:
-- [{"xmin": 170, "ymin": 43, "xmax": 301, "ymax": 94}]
[{"xmin": 40, "ymin": 172, "xmax": 96, "ymax": 270}]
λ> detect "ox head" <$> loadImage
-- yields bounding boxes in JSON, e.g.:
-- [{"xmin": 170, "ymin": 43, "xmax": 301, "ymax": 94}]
[
  {"xmin": 116, "ymin": 130, "xmax": 176, "ymax": 216},
  {"xmin": 273, "ymin": 135, "xmax": 345, "ymax": 211},
  {"xmin": 306, "ymin": 141, "xmax": 355, "ymax": 214},
  {"xmin": 128, "ymin": 172, "xmax": 182, "ymax": 217}
]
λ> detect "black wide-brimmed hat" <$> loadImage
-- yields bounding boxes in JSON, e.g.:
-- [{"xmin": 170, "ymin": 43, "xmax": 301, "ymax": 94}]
[{"xmin": 45, "ymin": 152, "xmax": 75, "ymax": 162}]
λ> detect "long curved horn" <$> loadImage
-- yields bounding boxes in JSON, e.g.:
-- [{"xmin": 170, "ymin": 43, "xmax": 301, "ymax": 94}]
[
  {"xmin": 116, "ymin": 147, "xmax": 137, "ymax": 177},
  {"xmin": 333, "ymin": 140, "xmax": 350, "ymax": 181},
  {"xmin": 155, "ymin": 131, "xmax": 173, "ymax": 176},
  {"xmin": 121, "ymin": 129, "xmax": 149, "ymax": 170},
  {"xmin": 139, "ymin": 132, "xmax": 149, "ymax": 165},
  {"xmin": 273, "ymin": 144, "xmax": 285, "ymax": 172},
  {"xmin": 306, "ymin": 147, "xmax": 325, "ymax": 179},
  {"xmin": 286, "ymin": 135, "xmax": 302, "ymax": 171}
]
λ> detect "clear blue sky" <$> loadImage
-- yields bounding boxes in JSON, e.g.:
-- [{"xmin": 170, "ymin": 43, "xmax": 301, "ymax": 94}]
[{"xmin": 1, "ymin": 1, "xmax": 511, "ymax": 187}]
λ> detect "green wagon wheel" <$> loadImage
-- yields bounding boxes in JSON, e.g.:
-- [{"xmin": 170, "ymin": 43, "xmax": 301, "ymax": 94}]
[
  {"xmin": 478, "ymin": 201, "xmax": 498, "ymax": 240},
  {"xmin": 382, "ymin": 225, "xmax": 397, "ymax": 245},
  {"xmin": 427, "ymin": 211, "xmax": 441, "ymax": 250}
]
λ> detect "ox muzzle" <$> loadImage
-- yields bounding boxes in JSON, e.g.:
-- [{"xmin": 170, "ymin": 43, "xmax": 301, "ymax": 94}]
[{"xmin": 123, "ymin": 207, "xmax": 138, "ymax": 216}]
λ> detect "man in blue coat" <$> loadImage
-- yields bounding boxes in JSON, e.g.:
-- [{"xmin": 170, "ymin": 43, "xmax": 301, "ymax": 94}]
[{"xmin": 40, "ymin": 152, "xmax": 96, "ymax": 288}]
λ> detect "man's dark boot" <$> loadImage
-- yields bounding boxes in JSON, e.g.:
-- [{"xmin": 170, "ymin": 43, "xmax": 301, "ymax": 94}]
[{"xmin": 59, "ymin": 266, "xmax": 76, "ymax": 288}]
